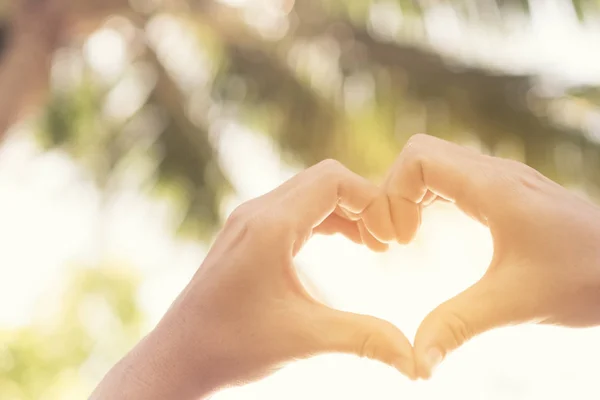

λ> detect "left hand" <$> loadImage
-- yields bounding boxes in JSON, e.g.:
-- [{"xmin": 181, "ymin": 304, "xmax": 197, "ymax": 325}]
[
  {"xmin": 380, "ymin": 134, "xmax": 600, "ymax": 379},
  {"xmin": 90, "ymin": 159, "xmax": 415, "ymax": 400}
]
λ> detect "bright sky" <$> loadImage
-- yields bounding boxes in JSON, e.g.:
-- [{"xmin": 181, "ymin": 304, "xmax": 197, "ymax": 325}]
[{"xmin": 420, "ymin": 0, "xmax": 600, "ymax": 86}]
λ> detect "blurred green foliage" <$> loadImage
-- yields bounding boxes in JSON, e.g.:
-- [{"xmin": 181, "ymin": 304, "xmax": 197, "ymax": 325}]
[
  {"xmin": 0, "ymin": 266, "xmax": 142, "ymax": 400},
  {"xmin": 34, "ymin": 0, "xmax": 600, "ymax": 236},
  {"xmin": 1, "ymin": 0, "xmax": 600, "ymax": 398}
]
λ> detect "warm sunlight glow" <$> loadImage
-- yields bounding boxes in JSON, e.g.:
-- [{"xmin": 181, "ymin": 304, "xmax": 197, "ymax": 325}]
[
  {"xmin": 3, "ymin": 114, "xmax": 600, "ymax": 400},
  {"xmin": 2, "ymin": 122, "xmax": 600, "ymax": 399},
  {"xmin": 3, "ymin": 0, "xmax": 600, "ymax": 398}
]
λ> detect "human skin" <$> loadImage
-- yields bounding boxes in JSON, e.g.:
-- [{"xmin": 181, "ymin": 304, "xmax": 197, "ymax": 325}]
[
  {"xmin": 382, "ymin": 134, "xmax": 600, "ymax": 378},
  {"xmin": 90, "ymin": 134, "xmax": 600, "ymax": 398},
  {"xmin": 89, "ymin": 159, "xmax": 415, "ymax": 400}
]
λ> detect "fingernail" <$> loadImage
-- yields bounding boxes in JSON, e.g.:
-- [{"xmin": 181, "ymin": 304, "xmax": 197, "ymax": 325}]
[
  {"xmin": 393, "ymin": 357, "xmax": 416, "ymax": 380},
  {"xmin": 423, "ymin": 348, "xmax": 442, "ymax": 375}
]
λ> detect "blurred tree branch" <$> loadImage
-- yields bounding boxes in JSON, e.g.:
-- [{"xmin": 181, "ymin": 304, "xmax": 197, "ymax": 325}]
[
  {"xmin": 0, "ymin": 0, "xmax": 132, "ymax": 136},
  {"xmin": 0, "ymin": 0, "xmax": 65, "ymax": 134},
  {"xmin": 145, "ymin": 43, "xmax": 228, "ymax": 238},
  {"xmin": 2, "ymin": 0, "xmax": 600, "ymax": 193},
  {"xmin": 199, "ymin": 2, "xmax": 600, "ymax": 186}
]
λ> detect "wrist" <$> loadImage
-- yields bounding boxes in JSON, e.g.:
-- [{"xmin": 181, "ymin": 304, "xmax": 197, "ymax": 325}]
[
  {"xmin": 140, "ymin": 304, "xmax": 227, "ymax": 399},
  {"xmin": 91, "ymin": 305, "xmax": 224, "ymax": 400}
]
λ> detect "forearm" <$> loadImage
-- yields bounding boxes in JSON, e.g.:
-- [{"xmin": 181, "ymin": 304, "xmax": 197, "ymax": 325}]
[
  {"xmin": 90, "ymin": 158, "xmax": 423, "ymax": 398},
  {"xmin": 89, "ymin": 311, "xmax": 220, "ymax": 400}
]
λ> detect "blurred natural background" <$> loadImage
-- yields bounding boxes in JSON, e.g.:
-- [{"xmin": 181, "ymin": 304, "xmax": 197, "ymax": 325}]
[{"xmin": 1, "ymin": 0, "xmax": 600, "ymax": 399}]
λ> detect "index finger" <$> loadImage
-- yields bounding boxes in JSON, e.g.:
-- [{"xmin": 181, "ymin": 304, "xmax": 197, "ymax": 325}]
[
  {"xmin": 272, "ymin": 159, "xmax": 397, "ymax": 253},
  {"xmin": 384, "ymin": 134, "xmax": 491, "ymax": 243}
]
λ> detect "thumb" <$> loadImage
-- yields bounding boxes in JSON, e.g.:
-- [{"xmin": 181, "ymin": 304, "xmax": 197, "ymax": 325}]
[
  {"xmin": 309, "ymin": 304, "xmax": 417, "ymax": 380},
  {"xmin": 414, "ymin": 275, "xmax": 519, "ymax": 379}
]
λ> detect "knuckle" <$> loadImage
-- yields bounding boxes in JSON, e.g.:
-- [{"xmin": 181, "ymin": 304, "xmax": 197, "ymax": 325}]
[
  {"xmin": 516, "ymin": 166, "xmax": 547, "ymax": 192},
  {"xmin": 233, "ymin": 212, "xmax": 288, "ymax": 250},
  {"xmin": 404, "ymin": 134, "xmax": 434, "ymax": 156},
  {"xmin": 227, "ymin": 203, "xmax": 253, "ymax": 226},
  {"xmin": 355, "ymin": 316, "xmax": 394, "ymax": 360},
  {"xmin": 319, "ymin": 158, "xmax": 343, "ymax": 170},
  {"xmin": 404, "ymin": 150, "xmax": 427, "ymax": 172},
  {"xmin": 407, "ymin": 133, "xmax": 430, "ymax": 147},
  {"xmin": 227, "ymin": 201, "xmax": 273, "ymax": 234},
  {"xmin": 403, "ymin": 136, "xmax": 428, "ymax": 163},
  {"xmin": 396, "ymin": 147, "xmax": 428, "ymax": 191},
  {"xmin": 358, "ymin": 331, "xmax": 378, "ymax": 360},
  {"xmin": 242, "ymin": 213, "xmax": 263, "ymax": 232},
  {"xmin": 441, "ymin": 310, "xmax": 473, "ymax": 349},
  {"xmin": 502, "ymin": 158, "xmax": 527, "ymax": 171},
  {"xmin": 317, "ymin": 158, "xmax": 345, "ymax": 178},
  {"xmin": 315, "ymin": 159, "xmax": 347, "ymax": 193}
]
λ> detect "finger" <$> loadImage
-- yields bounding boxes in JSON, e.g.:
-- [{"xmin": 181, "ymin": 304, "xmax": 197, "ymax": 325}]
[
  {"xmin": 274, "ymin": 160, "xmax": 394, "ymax": 251},
  {"xmin": 388, "ymin": 196, "xmax": 420, "ymax": 244},
  {"xmin": 313, "ymin": 214, "xmax": 363, "ymax": 245},
  {"xmin": 333, "ymin": 205, "xmax": 360, "ymax": 222},
  {"xmin": 308, "ymin": 304, "xmax": 416, "ymax": 380},
  {"xmin": 384, "ymin": 134, "xmax": 490, "ymax": 243},
  {"xmin": 421, "ymin": 190, "xmax": 438, "ymax": 207},
  {"xmin": 362, "ymin": 194, "xmax": 396, "ymax": 243},
  {"xmin": 413, "ymin": 274, "xmax": 523, "ymax": 379},
  {"xmin": 357, "ymin": 220, "xmax": 389, "ymax": 252},
  {"xmin": 334, "ymin": 205, "xmax": 389, "ymax": 251}
]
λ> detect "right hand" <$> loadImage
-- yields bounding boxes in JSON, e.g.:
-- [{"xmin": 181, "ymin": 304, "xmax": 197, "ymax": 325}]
[{"xmin": 382, "ymin": 134, "xmax": 600, "ymax": 378}]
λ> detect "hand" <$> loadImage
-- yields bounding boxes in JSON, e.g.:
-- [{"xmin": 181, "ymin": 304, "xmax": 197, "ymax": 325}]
[
  {"xmin": 383, "ymin": 134, "xmax": 600, "ymax": 378},
  {"xmin": 91, "ymin": 160, "xmax": 415, "ymax": 400}
]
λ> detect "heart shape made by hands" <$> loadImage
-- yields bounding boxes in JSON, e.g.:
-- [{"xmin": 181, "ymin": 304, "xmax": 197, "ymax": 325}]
[
  {"xmin": 299, "ymin": 200, "xmax": 491, "ymax": 379},
  {"xmin": 291, "ymin": 134, "xmax": 600, "ymax": 380}
]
